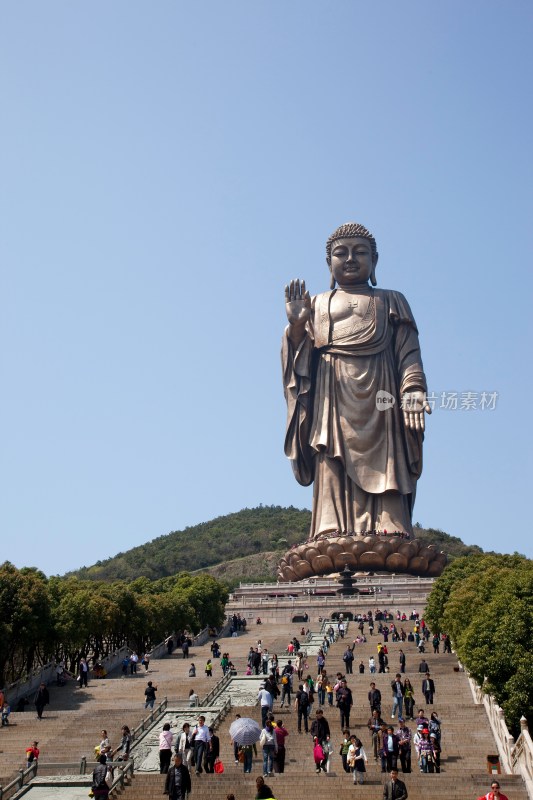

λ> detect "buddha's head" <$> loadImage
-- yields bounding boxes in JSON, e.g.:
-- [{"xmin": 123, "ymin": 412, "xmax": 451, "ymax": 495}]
[{"xmin": 326, "ymin": 222, "xmax": 379, "ymax": 289}]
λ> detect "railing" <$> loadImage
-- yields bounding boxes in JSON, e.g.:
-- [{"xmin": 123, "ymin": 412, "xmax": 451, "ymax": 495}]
[
  {"xmin": 0, "ymin": 758, "xmax": 134, "ymax": 800},
  {"xmin": 236, "ymin": 575, "xmax": 431, "ymax": 589},
  {"xmin": 131, "ymin": 697, "xmax": 168, "ymax": 739},
  {"xmin": 203, "ymin": 670, "xmax": 232, "ymax": 706},
  {"xmin": 0, "ymin": 762, "xmax": 38, "ymax": 800},
  {"xmin": 511, "ymin": 719, "xmax": 533, "ymax": 800},
  {"xmin": 465, "ymin": 665, "xmax": 533, "ymax": 799},
  {"xmin": 227, "ymin": 593, "xmax": 431, "ymax": 608}
]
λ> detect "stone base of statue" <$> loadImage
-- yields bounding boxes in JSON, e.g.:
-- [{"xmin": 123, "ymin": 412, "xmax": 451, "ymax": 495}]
[{"xmin": 277, "ymin": 533, "xmax": 447, "ymax": 582}]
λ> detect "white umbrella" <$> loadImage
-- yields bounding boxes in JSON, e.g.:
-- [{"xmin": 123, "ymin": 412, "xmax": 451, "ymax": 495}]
[{"xmin": 229, "ymin": 717, "xmax": 262, "ymax": 746}]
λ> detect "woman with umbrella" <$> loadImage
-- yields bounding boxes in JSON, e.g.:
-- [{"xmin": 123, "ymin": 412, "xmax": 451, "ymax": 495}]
[{"xmin": 229, "ymin": 717, "xmax": 262, "ymax": 774}]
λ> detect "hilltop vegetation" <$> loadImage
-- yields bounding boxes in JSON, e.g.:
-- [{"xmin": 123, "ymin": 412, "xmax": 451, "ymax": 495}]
[{"xmin": 69, "ymin": 505, "xmax": 481, "ymax": 584}]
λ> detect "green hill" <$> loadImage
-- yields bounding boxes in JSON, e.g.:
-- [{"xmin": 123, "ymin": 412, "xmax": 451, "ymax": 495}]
[{"xmin": 68, "ymin": 505, "xmax": 482, "ymax": 585}]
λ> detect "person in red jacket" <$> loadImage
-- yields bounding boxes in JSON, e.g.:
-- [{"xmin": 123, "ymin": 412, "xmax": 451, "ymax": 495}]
[{"xmin": 477, "ymin": 780, "xmax": 509, "ymax": 800}]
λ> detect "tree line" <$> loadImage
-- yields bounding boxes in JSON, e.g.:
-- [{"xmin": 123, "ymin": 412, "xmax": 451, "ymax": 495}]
[
  {"xmin": 425, "ymin": 552, "xmax": 533, "ymax": 736},
  {"xmin": 0, "ymin": 561, "xmax": 228, "ymax": 688}
]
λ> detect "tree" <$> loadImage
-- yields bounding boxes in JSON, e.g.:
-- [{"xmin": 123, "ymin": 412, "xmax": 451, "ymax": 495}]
[{"xmin": 425, "ymin": 554, "xmax": 533, "ymax": 736}]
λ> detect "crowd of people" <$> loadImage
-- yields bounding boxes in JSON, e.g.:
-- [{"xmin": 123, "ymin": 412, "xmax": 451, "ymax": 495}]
[{"xmin": 2, "ymin": 611, "xmax": 515, "ymax": 800}]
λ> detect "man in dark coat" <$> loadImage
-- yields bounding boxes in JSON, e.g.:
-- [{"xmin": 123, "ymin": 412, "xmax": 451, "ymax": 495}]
[
  {"xmin": 422, "ymin": 674, "xmax": 435, "ymax": 704},
  {"xmin": 368, "ymin": 682, "xmax": 382, "ymax": 714},
  {"xmin": 383, "ymin": 768, "xmax": 408, "ymax": 800},
  {"xmin": 204, "ymin": 727, "xmax": 219, "ymax": 773},
  {"xmin": 310, "ymin": 709, "xmax": 330, "ymax": 748},
  {"xmin": 336, "ymin": 679, "xmax": 353, "ymax": 730},
  {"xmin": 34, "ymin": 683, "xmax": 49, "ymax": 720},
  {"xmin": 164, "ymin": 754, "xmax": 191, "ymax": 799}
]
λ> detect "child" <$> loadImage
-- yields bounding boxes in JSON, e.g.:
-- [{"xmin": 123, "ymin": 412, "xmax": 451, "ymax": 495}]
[
  {"xmin": 205, "ymin": 659, "xmax": 212, "ymax": 677},
  {"xmin": 189, "ymin": 663, "xmax": 196, "ymax": 678},
  {"xmin": 326, "ymin": 678, "xmax": 334, "ymax": 707},
  {"xmin": 348, "ymin": 735, "xmax": 368, "ymax": 784},
  {"xmin": 245, "ymin": 665, "xmax": 252, "ymax": 676},
  {"xmin": 26, "ymin": 741, "xmax": 40, "ymax": 768},
  {"xmin": 1, "ymin": 703, "xmax": 10, "ymax": 726},
  {"xmin": 313, "ymin": 736, "xmax": 327, "ymax": 774},
  {"xmin": 339, "ymin": 729, "xmax": 351, "ymax": 773}
]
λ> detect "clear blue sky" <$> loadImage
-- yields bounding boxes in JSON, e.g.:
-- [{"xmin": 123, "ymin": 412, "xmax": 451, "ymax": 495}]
[{"xmin": 2, "ymin": 1, "xmax": 532, "ymax": 576}]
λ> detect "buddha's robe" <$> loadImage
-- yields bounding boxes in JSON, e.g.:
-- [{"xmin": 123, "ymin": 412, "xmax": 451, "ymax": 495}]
[{"xmin": 282, "ymin": 286, "xmax": 427, "ymax": 537}]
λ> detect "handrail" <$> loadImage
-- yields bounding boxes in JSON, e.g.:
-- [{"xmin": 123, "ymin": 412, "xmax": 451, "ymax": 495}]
[
  {"xmin": 0, "ymin": 762, "xmax": 38, "ymax": 800},
  {"xmin": 463, "ymin": 662, "xmax": 533, "ymax": 799},
  {"xmin": 203, "ymin": 671, "xmax": 231, "ymax": 706},
  {"xmin": 131, "ymin": 697, "xmax": 168, "ymax": 739}
]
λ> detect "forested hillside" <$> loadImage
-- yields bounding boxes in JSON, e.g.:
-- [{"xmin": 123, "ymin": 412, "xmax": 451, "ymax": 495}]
[{"xmin": 69, "ymin": 505, "xmax": 482, "ymax": 583}]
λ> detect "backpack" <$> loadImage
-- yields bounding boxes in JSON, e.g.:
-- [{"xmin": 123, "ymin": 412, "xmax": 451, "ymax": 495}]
[{"xmin": 299, "ymin": 691, "xmax": 309, "ymax": 708}]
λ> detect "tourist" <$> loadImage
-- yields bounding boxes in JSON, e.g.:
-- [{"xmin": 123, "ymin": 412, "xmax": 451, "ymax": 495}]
[
  {"xmin": 188, "ymin": 689, "xmax": 199, "ymax": 707},
  {"xmin": 343, "ymin": 645, "xmax": 354, "ymax": 674},
  {"xmin": 368, "ymin": 681, "xmax": 382, "ymax": 714},
  {"xmin": 416, "ymin": 728, "xmax": 435, "ymax": 773},
  {"xmin": 336, "ymin": 678, "xmax": 353, "ymax": 730},
  {"xmin": 310, "ymin": 708, "xmax": 331, "ymax": 750},
  {"xmin": 382, "ymin": 725, "xmax": 400, "ymax": 771},
  {"xmin": 396, "ymin": 718, "xmax": 412, "ymax": 773},
  {"xmin": 429, "ymin": 711, "xmax": 442, "ymax": 744},
  {"xmin": 176, "ymin": 723, "xmax": 193, "ymax": 769},
  {"xmin": 399, "ymin": 650, "xmax": 406, "ymax": 673},
  {"xmin": 91, "ymin": 754, "xmax": 110, "ymax": 799},
  {"xmin": 159, "ymin": 722, "xmax": 173, "ymax": 774},
  {"xmin": 98, "ymin": 730, "xmax": 112, "ymax": 760},
  {"xmin": 255, "ymin": 776, "xmax": 275, "ymax": 799},
  {"xmin": 391, "ymin": 674, "xmax": 405, "ymax": 719},
  {"xmin": 422, "ymin": 673, "xmax": 436, "ymax": 705},
  {"xmin": 259, "ymin": 720, "xmax": 277, "ymax": 777},
  {"xmin": 347, "ymin": 735, "xmax": 368, "ymax": 784},
  {"xmin": 189, "ymin": 663, "xmax": 196, "ymax": 677},
  {"xmin": 192, "ymin": 715, "xmax": 211, "ymax": 775},
  {"xmin": 339, "ymin": 729, "xmax": 352, "ymax": 772},
  {"xmin": 477, "ymin": 781, "xmax": 509, "ymax": 800},
  {"xmin": 273, "ymin": 719, "xmax": 289, "ymax": 773},
  {"xmin": 258, "ymin": 683, "xmax": 273, "ymax": 727},
  {"xmin": 129, "ymin": 652, "xmax": 139, "ymax": 674},
  {"xmin": 26, "ymin": 741, "xmax": 39, "ymax": 768},
  {"xmin": 113, "ymin": 725, "xmax": 131, "ymax": 761},
  {"xmin": 313, "ymin": 736, "xmax": 327, "ymax": 774},
  {"xmin": 368, "ymin": 709, "xmax": 384, "ymax": 760},
  {"xmin": 142, "ymin": 651, "xmax": 151, "ymax": 671},
  {"xmin": 205, "ymin": 659, "xmax": 213, "ymax": 678},
  {"xmin": 79, "ymin": 656, "xmax": 89, "ymax": 686},
  {"xmin": 144, "ymin": 680, "xmax": 158, "ymax": 709},
  {"xmin": 383, "ymin": 768, "xmax": 408, "ymax": 800},
  {"xmin": 1, "ymin": 702, "xmax": 11, "ymax": 725},
  {"xmin": 295, "ymin": 683, "xmax": 310, "ymax": 733},
  {"xmin": 164, "ymin": 754, "xmax": 191, "ymax": 800},
  {"xmin": 325, "ymin": 676, "xmax": 334, "ymax": 707},
  {"xmin": 204, "ymin": 727, "xmax": 219, "ymax": 773},
  {"xmin": 34, "ymin": 682, "xmax": 49, "ymax": 720},
  {"xmin": 403, "ymin": 679, "xmax": 415, "ymax": 720}
]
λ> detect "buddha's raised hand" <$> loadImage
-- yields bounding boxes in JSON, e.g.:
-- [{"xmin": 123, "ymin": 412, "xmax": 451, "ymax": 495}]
[{"xmin": 285, "ymin": 279, "xmax": 311, "ymax": 327}]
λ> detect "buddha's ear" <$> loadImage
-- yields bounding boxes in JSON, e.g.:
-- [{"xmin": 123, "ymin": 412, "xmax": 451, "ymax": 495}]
[
  {"xmin": 330, "ymin": 268, "xmax": 336, "ymax": 290},
  {"xmin": 370, "ymin": 252, "xmax": 379, "ymax": 286}
]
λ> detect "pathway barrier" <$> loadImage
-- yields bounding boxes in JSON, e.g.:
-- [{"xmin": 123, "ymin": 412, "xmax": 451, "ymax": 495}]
[{"xmin": 465, "ymin": 663, "xmax": 533, "ymax": 799}]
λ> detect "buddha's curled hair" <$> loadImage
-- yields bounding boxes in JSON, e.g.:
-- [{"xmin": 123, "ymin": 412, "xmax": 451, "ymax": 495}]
[{"xmin": 326, "ymin": 222, "xmax": 378, "ymax": 266}]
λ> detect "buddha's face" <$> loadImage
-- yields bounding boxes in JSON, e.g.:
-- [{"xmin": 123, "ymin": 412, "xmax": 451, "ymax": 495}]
[{"xmin": 330, "ymin": 236, "xmax": 375, "ymax": 288}]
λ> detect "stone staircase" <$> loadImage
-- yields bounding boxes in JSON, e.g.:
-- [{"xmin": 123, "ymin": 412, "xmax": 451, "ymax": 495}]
[{"xmin": 0, "ymin": 616, "xmax": 527, "ymax": 800}]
